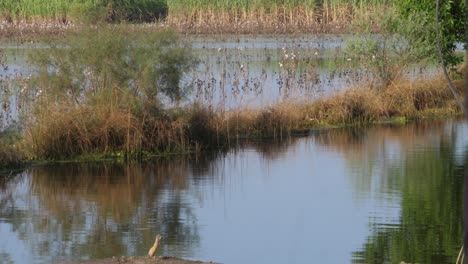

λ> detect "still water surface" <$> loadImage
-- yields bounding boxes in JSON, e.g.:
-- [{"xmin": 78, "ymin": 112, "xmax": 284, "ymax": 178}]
[{"xmin": 1, "ymin": 120, "xmax": 466, "ymax": 263}]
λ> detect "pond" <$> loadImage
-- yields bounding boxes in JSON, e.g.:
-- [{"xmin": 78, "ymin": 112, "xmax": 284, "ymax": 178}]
[{"xmin": 0, "ymin": 119, "xmax": 466, "ymax": 264}]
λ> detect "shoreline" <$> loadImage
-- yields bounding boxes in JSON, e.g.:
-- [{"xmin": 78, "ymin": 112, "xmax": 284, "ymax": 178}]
[
  {"xmin": 1, "ymin": 75, "xmax": 464, "ymax": 171},
  {"xmin": 1, "ymin": 108, "xmax": 462, "ymax": 176}
]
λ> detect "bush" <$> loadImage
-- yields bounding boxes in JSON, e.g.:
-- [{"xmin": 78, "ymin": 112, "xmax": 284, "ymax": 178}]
[
  {"xmin": 345, "ymin": 10, "xmax": 435, "ymax": 87},
  {"xmin": 24, "ymin": 27, "xmax": 195, "ymax": 159},
  {"xmin": 105, "ymin": 0, "xmax": 168, "ymax": 22}
]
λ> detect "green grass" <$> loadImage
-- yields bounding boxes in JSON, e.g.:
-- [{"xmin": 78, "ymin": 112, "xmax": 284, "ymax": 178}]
[
  {"xmin": 0, "ymin": 0, "xmax": 168, "ymax": 22},
  {"xmin": 0, "ymin": 0, "xmax": 391, "ymax": 22}
]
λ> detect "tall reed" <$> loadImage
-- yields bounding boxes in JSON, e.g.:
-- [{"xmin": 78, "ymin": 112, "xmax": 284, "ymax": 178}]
[{"xmin": 0, "ymin": 0, "xmax": 392, "ymax": 33}]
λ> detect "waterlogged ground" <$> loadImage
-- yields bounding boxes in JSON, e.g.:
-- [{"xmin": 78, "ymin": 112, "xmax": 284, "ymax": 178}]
[
  {"xmin": 0, "ymin": 34, "xmax": 438, "ymax": 128},
  {"xmin": 1, "ymin": 119, "xmax": 466, "ymax": 264},
  {"xmin": 188, "ymin": 34, "xmax": 437, "ymax": 108}
]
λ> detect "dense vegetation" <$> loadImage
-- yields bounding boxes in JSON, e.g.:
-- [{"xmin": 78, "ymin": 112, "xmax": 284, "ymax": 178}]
[
  {"xmin": 0, "ymin": 0, "xmax": 466, "ymax": 166},
  {"xmin": 0, "ymin": 0, "xmax": 389, "ymax": 30},
  {"xmin": 0, "ymin": 0, "xmax": 168, "ymax": 22},
  {"xmin": 21, "ymin": 27, "xmax": 195, "ymax": 159},
  {"xmin": 17, "ymin": 27, "xmax": 467, "ymax": 161}
]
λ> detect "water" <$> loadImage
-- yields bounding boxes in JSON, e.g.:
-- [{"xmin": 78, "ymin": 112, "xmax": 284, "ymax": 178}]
[
  {"xmin": 1, "ymin": 119, "xmax": 466, "ymax": 264},
  {"xmin": 187, "ymin": 34, "xmax": 437, "ymax": 108}
]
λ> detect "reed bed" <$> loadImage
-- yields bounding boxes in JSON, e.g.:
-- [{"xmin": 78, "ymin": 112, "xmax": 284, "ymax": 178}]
[
  {"xmin": 0, "ymin": 0, "xmax": 392, "ymax": 34},
  {"xmin": 167, "ymin": 0, "xmax": 391, "ymax": 33},
  {"xmin": 196, "ymin": 76, "xmax": 462, "ymax": 140}
]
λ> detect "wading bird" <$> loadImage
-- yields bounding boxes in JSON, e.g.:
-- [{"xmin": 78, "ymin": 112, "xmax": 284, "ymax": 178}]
[{"xmin": 148, "ymin": 234, "xmax": 162, "ymax": 257}]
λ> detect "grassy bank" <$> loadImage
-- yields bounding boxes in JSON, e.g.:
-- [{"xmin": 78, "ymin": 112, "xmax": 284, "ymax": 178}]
[
  {"xmin": 0, "ymin": 0, "xmax": 391, "ymax": 34},
  {"xmin": 4, "ymin": 76, "xmax": 461, "ymax": 166}
]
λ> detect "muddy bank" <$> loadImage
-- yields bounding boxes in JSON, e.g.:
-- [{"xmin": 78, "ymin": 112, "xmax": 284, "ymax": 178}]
[{"xmin": 60, "ymin": 256, "xmax": 217, "ymax": 264}]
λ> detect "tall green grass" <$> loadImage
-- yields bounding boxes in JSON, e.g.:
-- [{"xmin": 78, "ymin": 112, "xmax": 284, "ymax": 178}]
[
  {"xmin": 0, "ymin": 0, "xmax": 167, "ymax": 22},
  {"xmin": 0, "ymin": 0, "xmax": 391, "ymax": 23}
]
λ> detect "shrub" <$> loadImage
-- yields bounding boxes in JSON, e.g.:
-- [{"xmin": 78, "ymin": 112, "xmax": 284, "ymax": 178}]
[
  {"xmin": 24, "ymin": 27, "xmax": 195, "ymax": 159},
  {"xmin": 105, "ymin": 0, "xmax": 168, "ymax": 22}
]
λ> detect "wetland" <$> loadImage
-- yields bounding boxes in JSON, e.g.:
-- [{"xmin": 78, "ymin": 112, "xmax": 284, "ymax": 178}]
[{"xmin": 0, "ymin": 1, "xmax": 467, "ymax": 263}]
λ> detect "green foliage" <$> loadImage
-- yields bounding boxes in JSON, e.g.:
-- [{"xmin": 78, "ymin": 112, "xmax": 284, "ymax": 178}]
[
  {"xmin": 22, "ymin": 27, "xmax": 196, "ymax": 159},
  {"xmin": 29, "ymin": 27, "xmax": 194, "ymax": 108},
  {"xmin": 395, "ymin": 0, "xmax": 465, "ymax": 67},
  {"xmin": 353, "ymin": 141, "xmax": 463, "ymax": 263},
  {"xmin": 345, "ymin": 9, "xmax": 436, "ymax": 86},
  {"xmin": 0, "ymin": 0, "xmax": 168, "ymax": 22},
  {"xmin": 104, "ymin": 0, "xmax": 168, "ymax": 22}
]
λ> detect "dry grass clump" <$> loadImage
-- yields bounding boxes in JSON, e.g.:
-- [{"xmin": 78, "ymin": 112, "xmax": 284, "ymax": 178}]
[
  {"xmin": 140, "ymin": 112, "xmax": 189, "ymax": 153},
  {"xmin": 0, "ymin": 143, "xmax": 24, "ymax": 168},
  {"xmin": 188, "ymin": 102, "xmax": 305, "ymax": 143},
  {"xmin": 166, "ymin": 1, "xmax": 389, "ymax": 34},
  {"xmin": 300, "ymin": 78, "xmax": 463, "ymax": 127},
  {"xmin": 24, "ymin": 102, "xmax": 194, "ymax": 159},
  {"xmin": 255, "ymin": 102, "xmax": 304, "ymax": 136},
  {"xmin": 22, "ymin": 74, "xmax": 463, "ymax": 160},
  {"xmin": 305, "ymin": 87, "xmax": 384, "ymax": 125},
  {"xmin": 187, "ymin": 77, "xmax": 463, "ymax": 145},
  {"xmin": 382, "ymin": 78, "xmax": 463, "ymax": 117},
  {"xmin": 25, "ymin": 104, "xmax": 143, "ymax": 159}
]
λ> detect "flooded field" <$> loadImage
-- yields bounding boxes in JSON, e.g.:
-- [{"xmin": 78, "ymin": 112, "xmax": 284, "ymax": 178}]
[
  {"xmin": 0, "ymin": 119, "xmax": 466, "ymax": 263},
  {"xmin": 0, "ymin": 34, "xmax": 439, "ymax": 129}
]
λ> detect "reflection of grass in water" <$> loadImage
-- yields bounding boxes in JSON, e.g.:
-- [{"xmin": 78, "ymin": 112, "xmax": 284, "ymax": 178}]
[{"xmin": 28, "ymin": 159, "xmax": 201, "ymax": 258}]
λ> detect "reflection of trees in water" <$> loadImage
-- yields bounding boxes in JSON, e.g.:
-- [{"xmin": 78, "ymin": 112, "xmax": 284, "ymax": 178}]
[
  {"xmin": 2, "ymin": 159, "xmax": 212, "ymax": 262},
  {"xmin": 312, "ymin": 121, "xmax": 454, "ymax": 196},
  {"xmin": 0, "ymin": 170, "xmax": 24, "ymax": 217},
  {"xmin": 1, "ymin": 137, "xmax": 308, "ymax": 262},
  {"xmin": 352, "ymin": 139, "xmax": 464, "ymax": 263},
  {"xmin": 239, "ymin": 137, "xmax": 303, "ymax": 161},
  {"xmin": 3, "ymin": 121, "xmax": 463, "ymax": 263}
]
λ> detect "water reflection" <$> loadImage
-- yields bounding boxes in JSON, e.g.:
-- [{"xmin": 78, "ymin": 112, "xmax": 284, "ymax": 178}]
[{"xmin": 1, "ymin": 120, "xmax": 466, "ymax": 263}]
